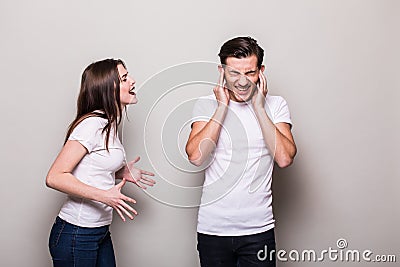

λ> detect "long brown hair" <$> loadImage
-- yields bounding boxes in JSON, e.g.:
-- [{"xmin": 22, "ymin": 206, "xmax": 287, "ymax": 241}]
[{"xmin": 65, "ymin": 58, "xmax": 126, "ymax": 150}]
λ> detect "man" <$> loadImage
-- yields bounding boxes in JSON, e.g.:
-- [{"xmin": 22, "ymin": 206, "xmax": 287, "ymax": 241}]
[{"xmin": 186, "ymin": 36, "xmax": 297, "ymax": 267}]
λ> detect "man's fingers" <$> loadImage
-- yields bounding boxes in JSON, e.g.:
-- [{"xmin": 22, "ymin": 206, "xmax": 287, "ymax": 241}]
[
  {"xmin": 258, "ymin": 73, "xmax": 266, "ymax": 95},
  {"xmin": 218, "ymin": 67, "xmax": 225, "ymax": 88},
  {"xmin": 260, "ymin": 72, "xmax": 267, "ymax": 94}
]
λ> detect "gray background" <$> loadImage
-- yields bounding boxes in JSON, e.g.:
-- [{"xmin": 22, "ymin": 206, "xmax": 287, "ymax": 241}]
[{"xmin": 1, "ymin": 0, "xmax": 399, "ymax": 266}]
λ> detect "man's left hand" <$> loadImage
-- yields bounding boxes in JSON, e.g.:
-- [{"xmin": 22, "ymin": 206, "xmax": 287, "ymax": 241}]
[{"xmin": 251, "ymin": 72, "xmax": 268, "ymax": 110}]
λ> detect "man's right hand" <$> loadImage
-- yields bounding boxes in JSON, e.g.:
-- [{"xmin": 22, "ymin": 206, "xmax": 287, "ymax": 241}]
[
  {"xmin": 185, "ymin": 67, "xmax": 230, "ymax": 166},
  {"xmin": 214, "ymin": 67, "xmax": 230, "ymax": 107}
]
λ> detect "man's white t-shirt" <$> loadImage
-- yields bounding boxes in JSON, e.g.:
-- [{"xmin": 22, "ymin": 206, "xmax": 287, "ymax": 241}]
[
  {"xmin": 58, "ymin": 116, "xmax": 126, "ymax": 227},
  {"xmin": 192, "ymin": 94, "xmax": 292, "ymax": 236}
]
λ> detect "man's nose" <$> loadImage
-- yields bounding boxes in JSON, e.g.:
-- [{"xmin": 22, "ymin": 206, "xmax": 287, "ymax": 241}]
[{"xmin": 238, "ymin": 75, "xmax": 249, "ymax": 87}]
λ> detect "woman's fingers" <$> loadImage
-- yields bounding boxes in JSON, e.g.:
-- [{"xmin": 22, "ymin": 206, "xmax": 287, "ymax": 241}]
[
  {"xmin": 135, "ymin": 181, "xmax": 147, "ymax": 189},
  {"xmin": 141, "ymin": 170, "xmax": 155, "ymax": 176},
  {"xmin": 122, "ymin": 194, "xmax": 136, "ymax": 204},
  {"xmin": 131, "ymin": 156, "xmax": 140, "ymax": 164},
  {"xmin": 118, "ymin": 204, "xmax": 133, "ymax": 220},
  {"xmin": 114, "ymin": 198, "xmax": 138, "ymax": 221},
  {"xmin": 116, "ymin": 178, "xmax": 127, "ymax": 189},
  {"xmin": 140, "ymin": 176, "xmax": 156, "ymax": 186},
  {"xmin": 115, "ymin": 207, "xmax": 126, "ymax": 222},
  {"xmin": 109, "ymin": 181, "xmax": 139, "ymax": 221}
]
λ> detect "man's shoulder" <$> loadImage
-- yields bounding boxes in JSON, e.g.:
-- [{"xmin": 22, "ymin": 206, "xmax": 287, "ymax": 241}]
[
  {"xmin": 266, "ymin": 94, "xmax": 288, "ymax": 108},
  {"xmin": 198, "ymin": 94, "xmax": 216, "ymax": 101},
  {"xmin": 194, "ymin": 94, "xmax": 217, "ymax": 106},
  {"xmin": 266, "ymin": 94, "xmax": 286, "ymax": 103}
]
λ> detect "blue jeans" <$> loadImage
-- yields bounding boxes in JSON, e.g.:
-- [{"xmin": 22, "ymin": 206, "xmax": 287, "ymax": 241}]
[
  {"xmin": 49, "ymin": 216, "xmax": 116, "ymax": 267},
  {"xmin": 197, "ymin": 229, "xmax": 276, "ymax": 267}
]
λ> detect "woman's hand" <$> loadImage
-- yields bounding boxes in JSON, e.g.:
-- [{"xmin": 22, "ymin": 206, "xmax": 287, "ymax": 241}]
[
  {"xmin": 103, "ymin": 179, "xmax": 137, "ymax": 222},
  {"xmin": 117, "ymin": 156, "xmax": 156, "ymax": 189}
]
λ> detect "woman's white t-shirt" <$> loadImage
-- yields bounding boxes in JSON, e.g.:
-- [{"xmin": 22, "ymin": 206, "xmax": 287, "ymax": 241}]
[{"xmin": 58, "ymin": 116, "xmax": 125, "ymax": 227}]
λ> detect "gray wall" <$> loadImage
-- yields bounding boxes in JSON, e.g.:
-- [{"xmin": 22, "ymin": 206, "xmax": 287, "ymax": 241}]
[{"xmin": 1, "ymin": 0, "xmax": 399, "ymax": 266}]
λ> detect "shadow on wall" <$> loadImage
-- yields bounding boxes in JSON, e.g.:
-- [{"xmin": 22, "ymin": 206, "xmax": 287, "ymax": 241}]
[{"xmin": 272, "ymin": 159, "xmax": 307, "ymax": 239}]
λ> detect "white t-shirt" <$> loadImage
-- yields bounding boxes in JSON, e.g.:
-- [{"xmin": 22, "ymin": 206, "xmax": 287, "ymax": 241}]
[
  {"xmin": 192, "ymin": 94, "xmax": 292, "ymax": 236},
  {"xmin": 58, "ymin": 116, "xmax": 126, "ymax": 227}
]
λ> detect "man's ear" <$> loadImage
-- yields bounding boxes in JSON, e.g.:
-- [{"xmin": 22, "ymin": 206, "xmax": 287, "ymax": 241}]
[
  {"xmin": 260, "ymin": 65, "xmax": 265, "ymax": 72},
  {"xmin": 218, "ymin": 64, "xmax": 224, "ymax": 72}
]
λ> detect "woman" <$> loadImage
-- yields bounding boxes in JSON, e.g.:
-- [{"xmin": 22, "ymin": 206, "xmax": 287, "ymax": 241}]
[{"xmin": 46, "ymin": 58, "xmax": 155, "ymax": 267}]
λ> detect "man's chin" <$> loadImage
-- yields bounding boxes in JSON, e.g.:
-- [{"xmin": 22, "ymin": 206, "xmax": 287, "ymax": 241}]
[{"xmin": 231, "ymin": 90, "xmax": 254, "ymax": 102}]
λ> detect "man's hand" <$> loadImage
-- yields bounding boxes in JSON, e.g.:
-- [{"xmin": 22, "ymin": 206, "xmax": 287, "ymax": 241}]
[
  {"xmin": 214, "ymin": 67, "xmax": 230, "ymax": 107},
  {"xmin": 251, "ymin": 72, "xmax": 268, "ymax": 110}
]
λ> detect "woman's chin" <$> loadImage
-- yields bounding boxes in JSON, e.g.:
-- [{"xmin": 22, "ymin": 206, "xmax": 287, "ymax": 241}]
[{"xmin": 129, "ymin": 96, "xmax": 138, "ymax": 105}]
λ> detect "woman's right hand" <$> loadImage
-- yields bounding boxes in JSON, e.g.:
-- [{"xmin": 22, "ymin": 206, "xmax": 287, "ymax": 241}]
[{"xmin": 103, "ymin": 179, "xmax": 137, "ymax": 222}]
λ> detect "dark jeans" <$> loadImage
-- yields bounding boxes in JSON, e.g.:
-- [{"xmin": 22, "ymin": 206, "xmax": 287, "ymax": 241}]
[
  {"xmin": 197, "ymin": 229, "xmax": 276, "ymax": 267},
  {"xmin": 49, "ymin": 216, "xmax": 116, "ymax": 267}
]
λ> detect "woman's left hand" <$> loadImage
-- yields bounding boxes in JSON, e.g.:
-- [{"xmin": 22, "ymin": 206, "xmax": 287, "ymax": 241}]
[{"xmin": 118, "ymin": 156, "xmax": 156, "ymax": 189}]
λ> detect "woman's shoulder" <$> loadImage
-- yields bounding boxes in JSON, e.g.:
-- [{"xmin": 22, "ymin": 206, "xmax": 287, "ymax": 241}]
[{"xmin": 72, "ymin": 115, "xmax": 107, "ymax": 134}]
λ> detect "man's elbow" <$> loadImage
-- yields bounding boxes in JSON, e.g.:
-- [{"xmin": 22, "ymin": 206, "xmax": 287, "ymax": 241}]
[
  {"xmin": 45, "ymin": 173, "xmax": 57, "ymax": 189},
  {"xmin": 275, "ymin": 151, "xmax": 296, "ymax": 168},
  {"xmin": 186, "ymin": 144, "xmax": 203, "ymax": 167},
  {"xmin": 187, "ymin": 153, "xmax": 203, "ymax": 167},
  {"xmin": 45, "ymin": 174, "xmax": 53, "ymax": 188},
  {"xmin": 276, "ymin": 157, "xmax": 294, "ymax": 168}
]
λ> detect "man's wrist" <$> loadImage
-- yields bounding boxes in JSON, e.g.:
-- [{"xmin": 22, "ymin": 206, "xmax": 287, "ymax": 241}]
[{"xmin": 253, "ymin": 104, "xmax": 265, "ymax": 115}]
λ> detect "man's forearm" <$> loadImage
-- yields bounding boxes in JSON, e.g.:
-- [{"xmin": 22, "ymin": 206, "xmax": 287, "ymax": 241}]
[
  {"xmin": 186, "ymin": 106, "xmax": 228, "ymax": 166},
  {"xmin": 253, "ymin": 107, "xmax": 296, "ymax": 168}
]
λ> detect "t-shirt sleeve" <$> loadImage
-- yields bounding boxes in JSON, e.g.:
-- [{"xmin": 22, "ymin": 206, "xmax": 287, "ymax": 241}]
[
  {"xmin": 191, "ymin": 96, "xmax": 217, "ymax": 125},
  {"xmin": 68, "ymin": 117, "xmax": 102, "ymax": 153},
  {"xmin": 270, "ymin": 96, "xmax": 292, "ymax": 126}
]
